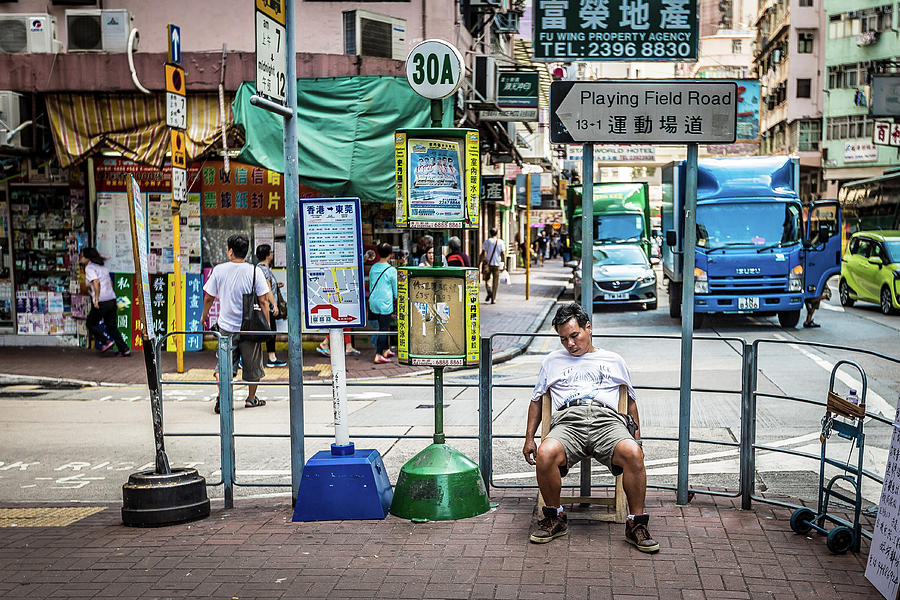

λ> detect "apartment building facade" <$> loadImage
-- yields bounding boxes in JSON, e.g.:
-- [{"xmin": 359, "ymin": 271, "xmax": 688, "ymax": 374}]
[
  {"xmin": 754, "ymin": 0, "xmax": 826, "ymax": 203},
  {"xmin": 822, "ymin": 0, "xmax": 900, "ymax": 198}
]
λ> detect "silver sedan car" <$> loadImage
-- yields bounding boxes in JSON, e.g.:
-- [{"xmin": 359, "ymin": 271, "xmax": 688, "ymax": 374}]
[{"xmin": 573, "ymin": 244, "xmax": 657, "ymax": 310}]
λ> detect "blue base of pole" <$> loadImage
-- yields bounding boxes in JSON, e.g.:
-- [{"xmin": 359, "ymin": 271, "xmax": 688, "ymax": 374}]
[{"xmin": 292, "ymin": 446, "xmax": 393, "ymax": 522}]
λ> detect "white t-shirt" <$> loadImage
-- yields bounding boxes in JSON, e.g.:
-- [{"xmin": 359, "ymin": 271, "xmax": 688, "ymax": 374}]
[
  {"xmin": 202, "ymin": 261, "xmax": 270, "ymax": 333},
  {"xmin": 531, "ymin": 348, "xmax": 636, "ymax": 411},
  {"xmin": 84, "ymin": 262, "xmax": 116, "ymax": 302},
  {"xmin": 482, "ymin": 238, "xmax": 506, "ymax": 266}
]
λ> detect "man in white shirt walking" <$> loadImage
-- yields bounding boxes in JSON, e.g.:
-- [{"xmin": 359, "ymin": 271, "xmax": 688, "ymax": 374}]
[
  {"xmin": 522, "ymin": 302, "xmax": 659, "ymax": 552},
  {"xmin": 202, "ymin": 234, "xmax": 272, "ymax": 413},
  {"xmin": 480, "ymin": 227, "xmax": 506, "ymax": 304}
]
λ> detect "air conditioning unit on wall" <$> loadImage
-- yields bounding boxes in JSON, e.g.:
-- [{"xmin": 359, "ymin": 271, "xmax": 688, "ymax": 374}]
[
  {"xmin": 343, "ymin": 10, "xmax": 407, "ymax": 61},
  {"xmin": 0, "ymin": 14, "xmax": 61, "ymax": 53},
  {"xmin": 66, "ymin": 9, "xmax": 133, "ymax": 52},
  {"xmin": 0, "ymin": 91, "xmax": 24, "ymax": 148},
  {"xmin": 474, "ymin": 55, "xmax": 499, "ymax": 103}
]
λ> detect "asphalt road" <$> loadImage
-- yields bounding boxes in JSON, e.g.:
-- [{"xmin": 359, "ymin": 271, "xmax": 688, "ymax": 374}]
[{"xmin": 1, "ymin": 274, "xmax": 897, "ymax": 510}]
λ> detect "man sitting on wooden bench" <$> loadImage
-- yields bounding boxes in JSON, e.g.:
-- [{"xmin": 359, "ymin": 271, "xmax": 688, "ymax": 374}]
[{"xmin": 522, "ymin": 302, "xmax": 659, "ymax": 552}]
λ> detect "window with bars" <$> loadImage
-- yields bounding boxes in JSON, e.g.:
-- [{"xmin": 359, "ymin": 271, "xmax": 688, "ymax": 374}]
[
  {"xmin": 795, "ymin": 120, "xmax": 821, "ymax": 151},
  {"xmin": 828, "ymin": 6, "xmax": 891, "ymax": 38},
  {"xmin": 798, "ymin": 32, "xmax": 814, "ymax": 53}
]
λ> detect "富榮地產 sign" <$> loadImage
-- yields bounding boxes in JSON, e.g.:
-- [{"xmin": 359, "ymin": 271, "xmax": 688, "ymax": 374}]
[
  {"xmin": 550, "ymin": 80, "xmax": 736, "ymax": 144},
  {"xmin": 533, "ymin": 0, "xmax": 698, "ymax": 62}
]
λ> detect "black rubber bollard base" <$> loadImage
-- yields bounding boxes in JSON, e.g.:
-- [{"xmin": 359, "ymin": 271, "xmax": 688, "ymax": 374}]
[{"xmin": 122, "ymin": 468, "xmax": 210, "ymax": 527}]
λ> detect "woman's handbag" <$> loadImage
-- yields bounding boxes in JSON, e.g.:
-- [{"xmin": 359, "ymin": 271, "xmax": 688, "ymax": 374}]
[
  {"xmin": 275, "ymin": 285, "xmax": 288, "ymax": 320},
  {"xmin": 241, "ymin": 265, "xmax": 274, "ymax": 343}
]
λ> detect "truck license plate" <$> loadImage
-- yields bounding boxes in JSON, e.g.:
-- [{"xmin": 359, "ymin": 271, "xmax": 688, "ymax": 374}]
[
  {"xmin": 738, "ymin": 297, "xmax": 760, "ymax": 310},
  {"xmin": 603, "ymin": 292, "xmax": 628, "ymax": 300}
]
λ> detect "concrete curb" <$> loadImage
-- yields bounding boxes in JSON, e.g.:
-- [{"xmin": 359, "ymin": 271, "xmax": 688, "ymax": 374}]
[{"xmin": 0, "ymin": 373, "xmax": 111, "ymax": 389}]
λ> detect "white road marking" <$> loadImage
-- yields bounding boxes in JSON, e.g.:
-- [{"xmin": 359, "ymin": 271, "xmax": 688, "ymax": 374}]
[
  {"xmin": 820, "ymin": 303, "xmax": 844, "ymax": 312},
  {"xmin": 772, "ymin": 332, "xmax": 893, "ymax": 417},
  {"xmin": 308, "ymin": 391, "xmax": 392, "ymax": 400}
]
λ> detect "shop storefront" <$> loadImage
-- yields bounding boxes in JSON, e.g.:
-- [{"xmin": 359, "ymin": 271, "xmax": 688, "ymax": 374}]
[{"xmin": 0, "ymin": 163, "xmax": 87, "ymax": 343}]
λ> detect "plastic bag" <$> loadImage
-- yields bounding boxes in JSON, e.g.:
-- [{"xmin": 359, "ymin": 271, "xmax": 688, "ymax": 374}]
[{"xmin": 500, "ymin": 270, "xmax": 510, "ymax": 285}]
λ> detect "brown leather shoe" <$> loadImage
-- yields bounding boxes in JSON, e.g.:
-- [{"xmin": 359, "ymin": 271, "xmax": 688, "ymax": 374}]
[
  {"xmin": 529, "ymin": 506, "xmax": 568, "ymax": 543},
  {"xmin": 625, "ymin": 514, "xmax": 660, "ymax": 553}
]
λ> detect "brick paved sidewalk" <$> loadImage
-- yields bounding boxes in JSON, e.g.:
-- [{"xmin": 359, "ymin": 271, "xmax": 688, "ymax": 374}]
[
  {"xmin": 0, "ymin": 489, "xmax": 876, "ymax": 599},
  {"xmin": 0, "ymin": 262, "xmax": 571, "ymax": 386}
]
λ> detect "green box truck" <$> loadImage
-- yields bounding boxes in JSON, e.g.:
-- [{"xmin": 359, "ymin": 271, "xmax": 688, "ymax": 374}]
[{"xmin": 566, "ymin": 182, "xmax": 651, "ymax": 259}]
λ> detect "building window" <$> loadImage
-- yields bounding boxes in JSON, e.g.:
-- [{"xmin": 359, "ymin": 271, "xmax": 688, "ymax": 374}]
[
  {"xmin": 799, "ymin": 0, "xmax": 813, "ymax": 6},
  {"xmin": 827, "ymin": 115, "xmax": 876, "ymax": 140},
  {"xmin": 797, "ymin": 78, "xmax": 811, "ymax": 98},
  {"xmin": 797, "ymin": 120, "xmax": 821, "ymax": 151},
  {"xmin": 732, "ymin": 39, "xmax": 742, "ymax": 54},
  {"xmin": 828, "ymin": 6, "xmax": 891, "ymax": 38},
  {"xmin": 798, "ymin": 32, "xmax": 814, "ymax": 53}
]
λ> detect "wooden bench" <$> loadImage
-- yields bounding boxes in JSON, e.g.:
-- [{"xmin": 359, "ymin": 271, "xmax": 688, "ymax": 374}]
[{"xmin": 537, "ymin": 385, "xmax": 628, "ymax": 523}]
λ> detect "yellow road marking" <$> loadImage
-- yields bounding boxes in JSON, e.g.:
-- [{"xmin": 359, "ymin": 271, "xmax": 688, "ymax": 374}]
[{"xmin": 0, "ymin": 507, "xmax": 106, "ymax": 527}]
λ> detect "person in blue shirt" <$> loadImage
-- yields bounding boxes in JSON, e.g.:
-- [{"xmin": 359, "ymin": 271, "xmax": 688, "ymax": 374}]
[{"xmin": 368, "ymin": 242, "xmax": 398, "ymax": 364}]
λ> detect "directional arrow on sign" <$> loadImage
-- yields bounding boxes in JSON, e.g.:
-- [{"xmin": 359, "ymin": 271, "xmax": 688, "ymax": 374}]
[{"xmin": 168, "ymin": 24, "xmax": 181, "ymax": 65}]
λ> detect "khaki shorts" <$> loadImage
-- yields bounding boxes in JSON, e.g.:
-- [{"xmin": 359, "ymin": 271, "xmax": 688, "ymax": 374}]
[{"xmin": 544, "ymin": 404, "xmax": 634, "ymax": 477}]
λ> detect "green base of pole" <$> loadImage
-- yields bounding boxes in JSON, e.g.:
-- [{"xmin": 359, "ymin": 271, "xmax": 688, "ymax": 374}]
[{"xmin": 389, "ymin": 443, "xmax": 490, "ymax": 521}]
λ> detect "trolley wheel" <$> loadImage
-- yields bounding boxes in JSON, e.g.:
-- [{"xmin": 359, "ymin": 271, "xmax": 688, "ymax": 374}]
[
  {"xmin": 790, "ymin": 508, "xmax": 815, "ymax": 535},
  {"xmin": 826, "ymin": 526, "xmax": 853, "ymax": 554}
]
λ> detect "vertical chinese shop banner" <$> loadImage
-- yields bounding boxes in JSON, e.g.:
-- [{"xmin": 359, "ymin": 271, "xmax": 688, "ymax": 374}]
[
  {"xmin": 112, "ymin": 273, "xmax": 133, "ymax": 347},
  {"xmin": 184, "ymin": 273, "xmax": 203, "ymax": 351},
  {"xmin": 161, "ymin": 273, "xmax": 203, "ymax": 353},
  {"xmin": 150, "ymin": 274, "xmax": 168, "ymax": 341}
]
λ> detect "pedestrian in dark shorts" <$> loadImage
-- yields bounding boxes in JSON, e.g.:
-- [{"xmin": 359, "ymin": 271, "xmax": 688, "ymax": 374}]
[
  {"xmin": 202, "ymin": 233, "xmax": 271, "ymax": 413},
  {"xmin": 522, "ymin": 302, "xmax": 659, "ymax": 552}
]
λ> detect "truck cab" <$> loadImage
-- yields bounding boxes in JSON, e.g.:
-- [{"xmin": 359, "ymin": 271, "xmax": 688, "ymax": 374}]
[{"xmin": 662, "ymin": 156, "xmax": 842, "ymax": 328}]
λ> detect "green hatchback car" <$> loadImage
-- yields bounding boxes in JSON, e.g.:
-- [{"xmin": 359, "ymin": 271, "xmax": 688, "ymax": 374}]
[{"xmin": 839, "ymin": 230, "xmax": 900, "ymax": 314}]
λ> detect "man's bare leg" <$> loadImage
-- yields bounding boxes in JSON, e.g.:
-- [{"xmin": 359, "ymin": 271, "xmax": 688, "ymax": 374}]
[
  {"xmin": 248, "ymin": 384, "xmax": 258, "ymax": 401},
  {"xmin": 612, "ymin": 439, "xmax": 647, "ymax": 515},
  {"xmin": 535, "ymin": 438, "xmax": 567, "ymax": 507}
]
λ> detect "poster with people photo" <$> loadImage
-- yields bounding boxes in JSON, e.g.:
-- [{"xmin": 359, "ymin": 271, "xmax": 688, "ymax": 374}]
[{"xmin": 407, "ymin": 139, "xmax": 464, "ymax": 222}]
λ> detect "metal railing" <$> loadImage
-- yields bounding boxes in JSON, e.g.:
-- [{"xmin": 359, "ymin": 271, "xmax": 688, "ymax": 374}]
[{"xmin": 152, "ymin": 327, "xmax": 898, "ymax": 521}]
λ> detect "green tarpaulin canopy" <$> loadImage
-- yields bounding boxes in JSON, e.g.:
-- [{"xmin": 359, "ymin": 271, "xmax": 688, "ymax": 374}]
[{"xmin": 232, "ymin": 76, "xmax": 453, "ymax": 203}]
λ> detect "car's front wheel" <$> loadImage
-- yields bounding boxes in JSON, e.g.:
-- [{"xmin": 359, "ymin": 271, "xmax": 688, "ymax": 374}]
[
  {"xmin": 881, "ymin": 286, "xmax": 895, "ymax": 315},
  {"xmin": 839, "ymin": 278, "xmax": 855, "ymax": 307}
]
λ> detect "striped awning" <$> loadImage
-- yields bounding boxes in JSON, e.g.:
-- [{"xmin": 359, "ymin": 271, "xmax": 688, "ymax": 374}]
[{"xmin": 45, "ymin": 93, "xmax": 233, "ymax": 169}]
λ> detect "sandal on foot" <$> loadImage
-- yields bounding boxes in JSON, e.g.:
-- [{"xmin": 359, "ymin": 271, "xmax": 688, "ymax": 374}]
[
  {"xmin": 214, "ymin": 397, "xmax": 220, "ymax": 414},
  {"xmin": 316, "ymin": 346, "xmax": 330, "ymax": 357},
  {"xmin": 346, "ymin": 348, "xmax": 361, "ymax": 356},
  {"xmin": 374, "ymin": 355, "xmax": 391, "ymax": 364},
  {"xmin": 245, "ymin": 397, "xmax": 266, "ymax": 408}
]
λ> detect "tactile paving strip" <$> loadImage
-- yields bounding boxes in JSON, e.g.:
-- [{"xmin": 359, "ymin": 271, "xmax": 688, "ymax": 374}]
[{"xmin": 0, "ymin": 507, "xmax": 106, "ymax": 527}]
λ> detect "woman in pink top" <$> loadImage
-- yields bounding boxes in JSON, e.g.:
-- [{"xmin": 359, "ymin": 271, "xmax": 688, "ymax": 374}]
[{"xmin": 80, "ymin": 247, "xmax": 130, "ymax": 356}]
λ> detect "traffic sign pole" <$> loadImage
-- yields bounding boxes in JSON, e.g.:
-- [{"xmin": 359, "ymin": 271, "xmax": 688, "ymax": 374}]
[
  {"xmin": 677, "ymin": 142, "xmax": 699, "ymax": 505},
  {"xmin": 165, "ymin": 25, "xmax": 186, "ymax": 373},
  {"xmin": 279, "ymin": 0, "xmax": 306, "ymax": 501}
]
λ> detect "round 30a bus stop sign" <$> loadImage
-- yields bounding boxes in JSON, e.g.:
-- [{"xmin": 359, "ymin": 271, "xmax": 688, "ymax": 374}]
[{"xmin": 406, "ymin": 39, "xmax": 464, "ymax": 100}]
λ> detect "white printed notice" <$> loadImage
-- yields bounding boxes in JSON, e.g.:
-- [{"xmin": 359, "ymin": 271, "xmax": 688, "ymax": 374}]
[
  {"xmin": 866, "ymin": 395, "xmax": 900, "ymax": 599},
  {"xmin": 299, "ymin": 198, "xmax": 365, "ymax": 329}
]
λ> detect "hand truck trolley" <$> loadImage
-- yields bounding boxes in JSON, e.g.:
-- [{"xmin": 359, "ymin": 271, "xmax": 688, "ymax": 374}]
[{"xmin": 790, "ymin": 360, "xmax": 867, "ymax": 554}]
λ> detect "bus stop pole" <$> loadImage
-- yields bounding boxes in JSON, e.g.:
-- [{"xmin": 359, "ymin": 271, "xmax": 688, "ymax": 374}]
[
  {"xmin": 579, "ymin": 143, "xmax": 593, "ymax": 498},
  {"xmin": 677, "ymin": 142, "xmax": 698, "ymax": 505},
  {"xmin": 281, "ymin": 0, "xmax": 306, "ymax": 500}
]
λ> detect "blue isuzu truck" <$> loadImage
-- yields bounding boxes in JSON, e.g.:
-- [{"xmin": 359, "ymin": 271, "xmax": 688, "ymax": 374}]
[{"xmin": 662, "ymin": 156, "xmax": 842, "ymax": 328}]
